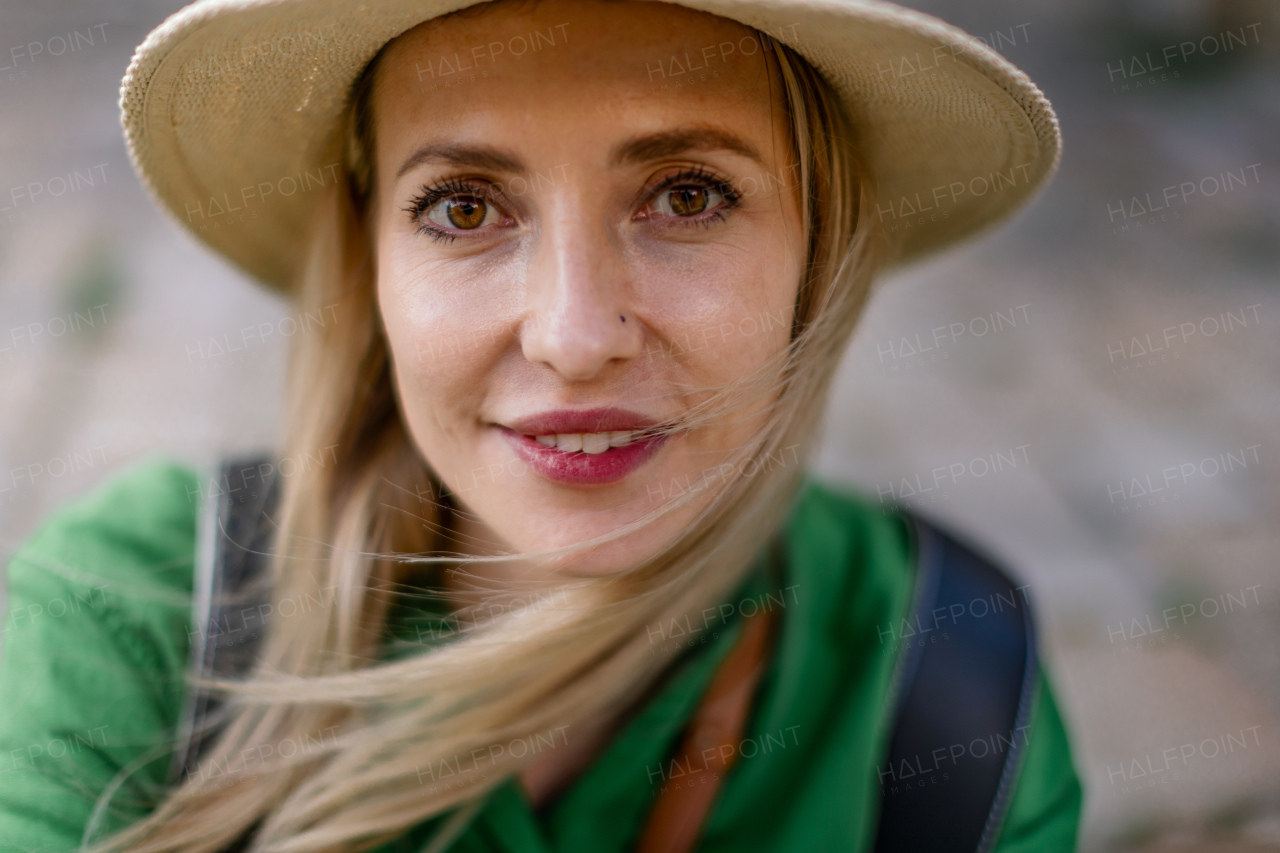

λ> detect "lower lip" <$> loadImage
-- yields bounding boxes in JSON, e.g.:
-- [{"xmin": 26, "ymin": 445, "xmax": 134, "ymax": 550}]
[{"xmin": 501, "ymin": 430, "xmax": 667, "ymax": 486}]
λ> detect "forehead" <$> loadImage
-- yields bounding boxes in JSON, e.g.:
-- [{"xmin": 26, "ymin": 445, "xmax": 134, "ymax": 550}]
[{"xmin": 370, "ymin": 0, "xmax": 784, "ymax": 158}]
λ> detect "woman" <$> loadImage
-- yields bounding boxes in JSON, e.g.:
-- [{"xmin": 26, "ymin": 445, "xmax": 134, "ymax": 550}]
[{"xmin": 0, "ymin": 0, "xmax": 1080, "ymax": 850}]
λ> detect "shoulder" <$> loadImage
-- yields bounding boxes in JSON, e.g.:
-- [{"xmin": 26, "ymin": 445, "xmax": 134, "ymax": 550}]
[
  {"xmin": 782, "ymin": 476, "xmax": 914, "ymax": 634},
  {"xmin": 0, "ymin": 458, "xmax": 203, "ymax": 846},
  {"xmin": 992, "ymin": 668, "xmax": 1084, "ymax": 852},
  {"xmin": 9, "ymin": 456, "xmax": 200, "ymax": 581},
  {"xmin": 787, "ymin": 476, "xmax": 908, "ymax": 547},
  {"xmin": 777, "ymin": 480, "xmax": 1083, "ymax": 848},
  {"xmin": 3, "ymin": 456, "xmax": 201, "ymax": 676}
]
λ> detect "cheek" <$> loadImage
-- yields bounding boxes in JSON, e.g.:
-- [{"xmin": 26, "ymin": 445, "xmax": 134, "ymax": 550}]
[
  {"xmin": 380, "ymin": 233, "xmax": 527, "ymax": 337},
  {"xmin": 376, "ymin": 242, "xmax": 503, "ymax": 446},
  {"xmin": 633, "ymin": 221, "xmax": 801, "ymax": 379}
]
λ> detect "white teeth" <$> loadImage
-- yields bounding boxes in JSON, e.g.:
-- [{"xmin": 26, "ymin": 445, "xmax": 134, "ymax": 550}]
[
  {"xmin": 555, "ymin": 433, "xmax": 583, "ymax": 452},
  {"xmin": 529, "ymin": 431, "xmax": 638, "ymax": 452}
]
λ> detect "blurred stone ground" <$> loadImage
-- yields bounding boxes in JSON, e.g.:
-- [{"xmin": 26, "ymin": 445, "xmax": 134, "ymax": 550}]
[{"xmin": 1, "ymin": 0, "xmax": 1278, "ymax": 849}]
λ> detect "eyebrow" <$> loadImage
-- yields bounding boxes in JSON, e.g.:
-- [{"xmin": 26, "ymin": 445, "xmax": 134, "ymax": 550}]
[
  {"xmin": 394, "ymin": 128, "xmax": 765, "ymax": 180},
  {"xmin": 611, "ymin": 127, "xmax": 764, "ymax": 168}
]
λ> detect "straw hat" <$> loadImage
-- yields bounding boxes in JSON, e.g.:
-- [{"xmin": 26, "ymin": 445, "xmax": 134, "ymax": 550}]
[{"xmin": 120, "ymin": 0, "xmax": 1060, "ymax": 293}]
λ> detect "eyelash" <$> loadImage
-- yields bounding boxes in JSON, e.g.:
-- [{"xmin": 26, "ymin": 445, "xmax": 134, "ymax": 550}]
[
  {"xmin": 403, "ymin": 167, "xmax": 743, "ymax": 243},
  {"xmin": 643, "ymin": 166, "xmax": 743, "ymax": 230},
  {"xmin": 403, "ymin": 178, "xmax": 503, "ymax": 244}
]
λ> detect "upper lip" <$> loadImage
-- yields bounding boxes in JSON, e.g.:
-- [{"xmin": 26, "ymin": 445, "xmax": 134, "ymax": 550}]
[{"xmin": 503, "ymin": 408, "xmax": 661, "ymax": 436}]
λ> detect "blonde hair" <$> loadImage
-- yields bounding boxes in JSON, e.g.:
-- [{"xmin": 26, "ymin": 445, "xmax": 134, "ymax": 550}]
[{"xmin": 91, "ymin": 23, "xmax": 886, "ymax": 853}]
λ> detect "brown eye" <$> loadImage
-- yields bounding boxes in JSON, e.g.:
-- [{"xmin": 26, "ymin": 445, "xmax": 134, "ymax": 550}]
[
  {"xmin": 669, "ymin": 187, "xmax": 708, "ymax": 216},
  {"xmin": 409, "ymin": 179, "xmax": 515, "ymax": 242},
  {"xmin": 445, "ymin": 197, "xmax": 487, "ymax": 229},
  {"xmin": 651, "ymin": 184, "xmax": 726, "ymax": 219},
  {"xmin": 421, "ymin": 193, "xmax": 500, "ymax": 233}
]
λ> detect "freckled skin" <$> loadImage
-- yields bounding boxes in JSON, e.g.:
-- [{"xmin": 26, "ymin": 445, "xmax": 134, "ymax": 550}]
[{"xmin": 371, "ymin": 0, "xmax": 804, "ymax": 574}]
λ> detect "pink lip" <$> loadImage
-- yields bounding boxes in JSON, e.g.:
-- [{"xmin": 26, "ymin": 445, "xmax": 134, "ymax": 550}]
[{"xmin": 499, "ymin": 407, "xmax": 669, "ymax": 486}]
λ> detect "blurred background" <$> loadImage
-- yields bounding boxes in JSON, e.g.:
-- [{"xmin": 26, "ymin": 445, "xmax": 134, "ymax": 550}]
[{"xmin": 1, "ymin": 0, "xmax": 1277, "ymax": 849}]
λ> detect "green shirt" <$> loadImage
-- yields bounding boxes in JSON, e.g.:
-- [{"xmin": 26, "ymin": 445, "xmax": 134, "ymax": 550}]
[{"xmin": 0, "ymin": 459, "xmax": 1082, "ymax": 852}]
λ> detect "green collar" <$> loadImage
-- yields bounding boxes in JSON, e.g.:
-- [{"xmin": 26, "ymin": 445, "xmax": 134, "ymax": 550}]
[{"xmin": 388, "ymin": 553, "xmax": 778, "ymax": 853}]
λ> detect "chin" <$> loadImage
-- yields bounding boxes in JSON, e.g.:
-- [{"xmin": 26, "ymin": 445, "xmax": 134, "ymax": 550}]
[{"xmin": 503, "ymin": 497, "xmax": 695, "ymax": 577}]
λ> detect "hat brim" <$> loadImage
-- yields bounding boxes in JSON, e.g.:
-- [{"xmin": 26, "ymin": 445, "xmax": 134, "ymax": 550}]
[{"xmin": 120, "ymin": 0, "xmax": 1060, "ymax": 293}]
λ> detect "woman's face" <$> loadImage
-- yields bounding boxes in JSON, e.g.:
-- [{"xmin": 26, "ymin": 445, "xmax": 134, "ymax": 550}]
[{"xmin": 371, "ymin": 0, "xmax": 804, "ymax": 573}]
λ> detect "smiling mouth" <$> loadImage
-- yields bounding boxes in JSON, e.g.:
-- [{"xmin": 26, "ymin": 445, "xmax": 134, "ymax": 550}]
[
  {"xmin": 529, "ymin": 431, "xmax": 641, "ymax": 454},
  {"xmin": 499, "ymin": 409, "xmax": 669, "ymax": 485}
]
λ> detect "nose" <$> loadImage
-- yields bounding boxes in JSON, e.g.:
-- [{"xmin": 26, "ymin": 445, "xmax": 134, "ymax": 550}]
[{"xmin": 520, "ymin": 205, "xmax": 643, "ymax": 381}]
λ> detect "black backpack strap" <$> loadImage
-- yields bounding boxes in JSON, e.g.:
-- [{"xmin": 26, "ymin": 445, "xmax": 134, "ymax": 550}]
[
  {"xmin": 873, "ymin": 514, "xmax": 1039, "ymax": 853},
  {"xmin": 169, "ymin": 456, "xmax": 279, "ymax": 787}
]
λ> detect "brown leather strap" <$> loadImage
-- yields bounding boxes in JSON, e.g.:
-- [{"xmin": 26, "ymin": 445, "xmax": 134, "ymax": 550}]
[{"xmin": 634, "ymin": 606, "xmax": 778, "ymax": 853}]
